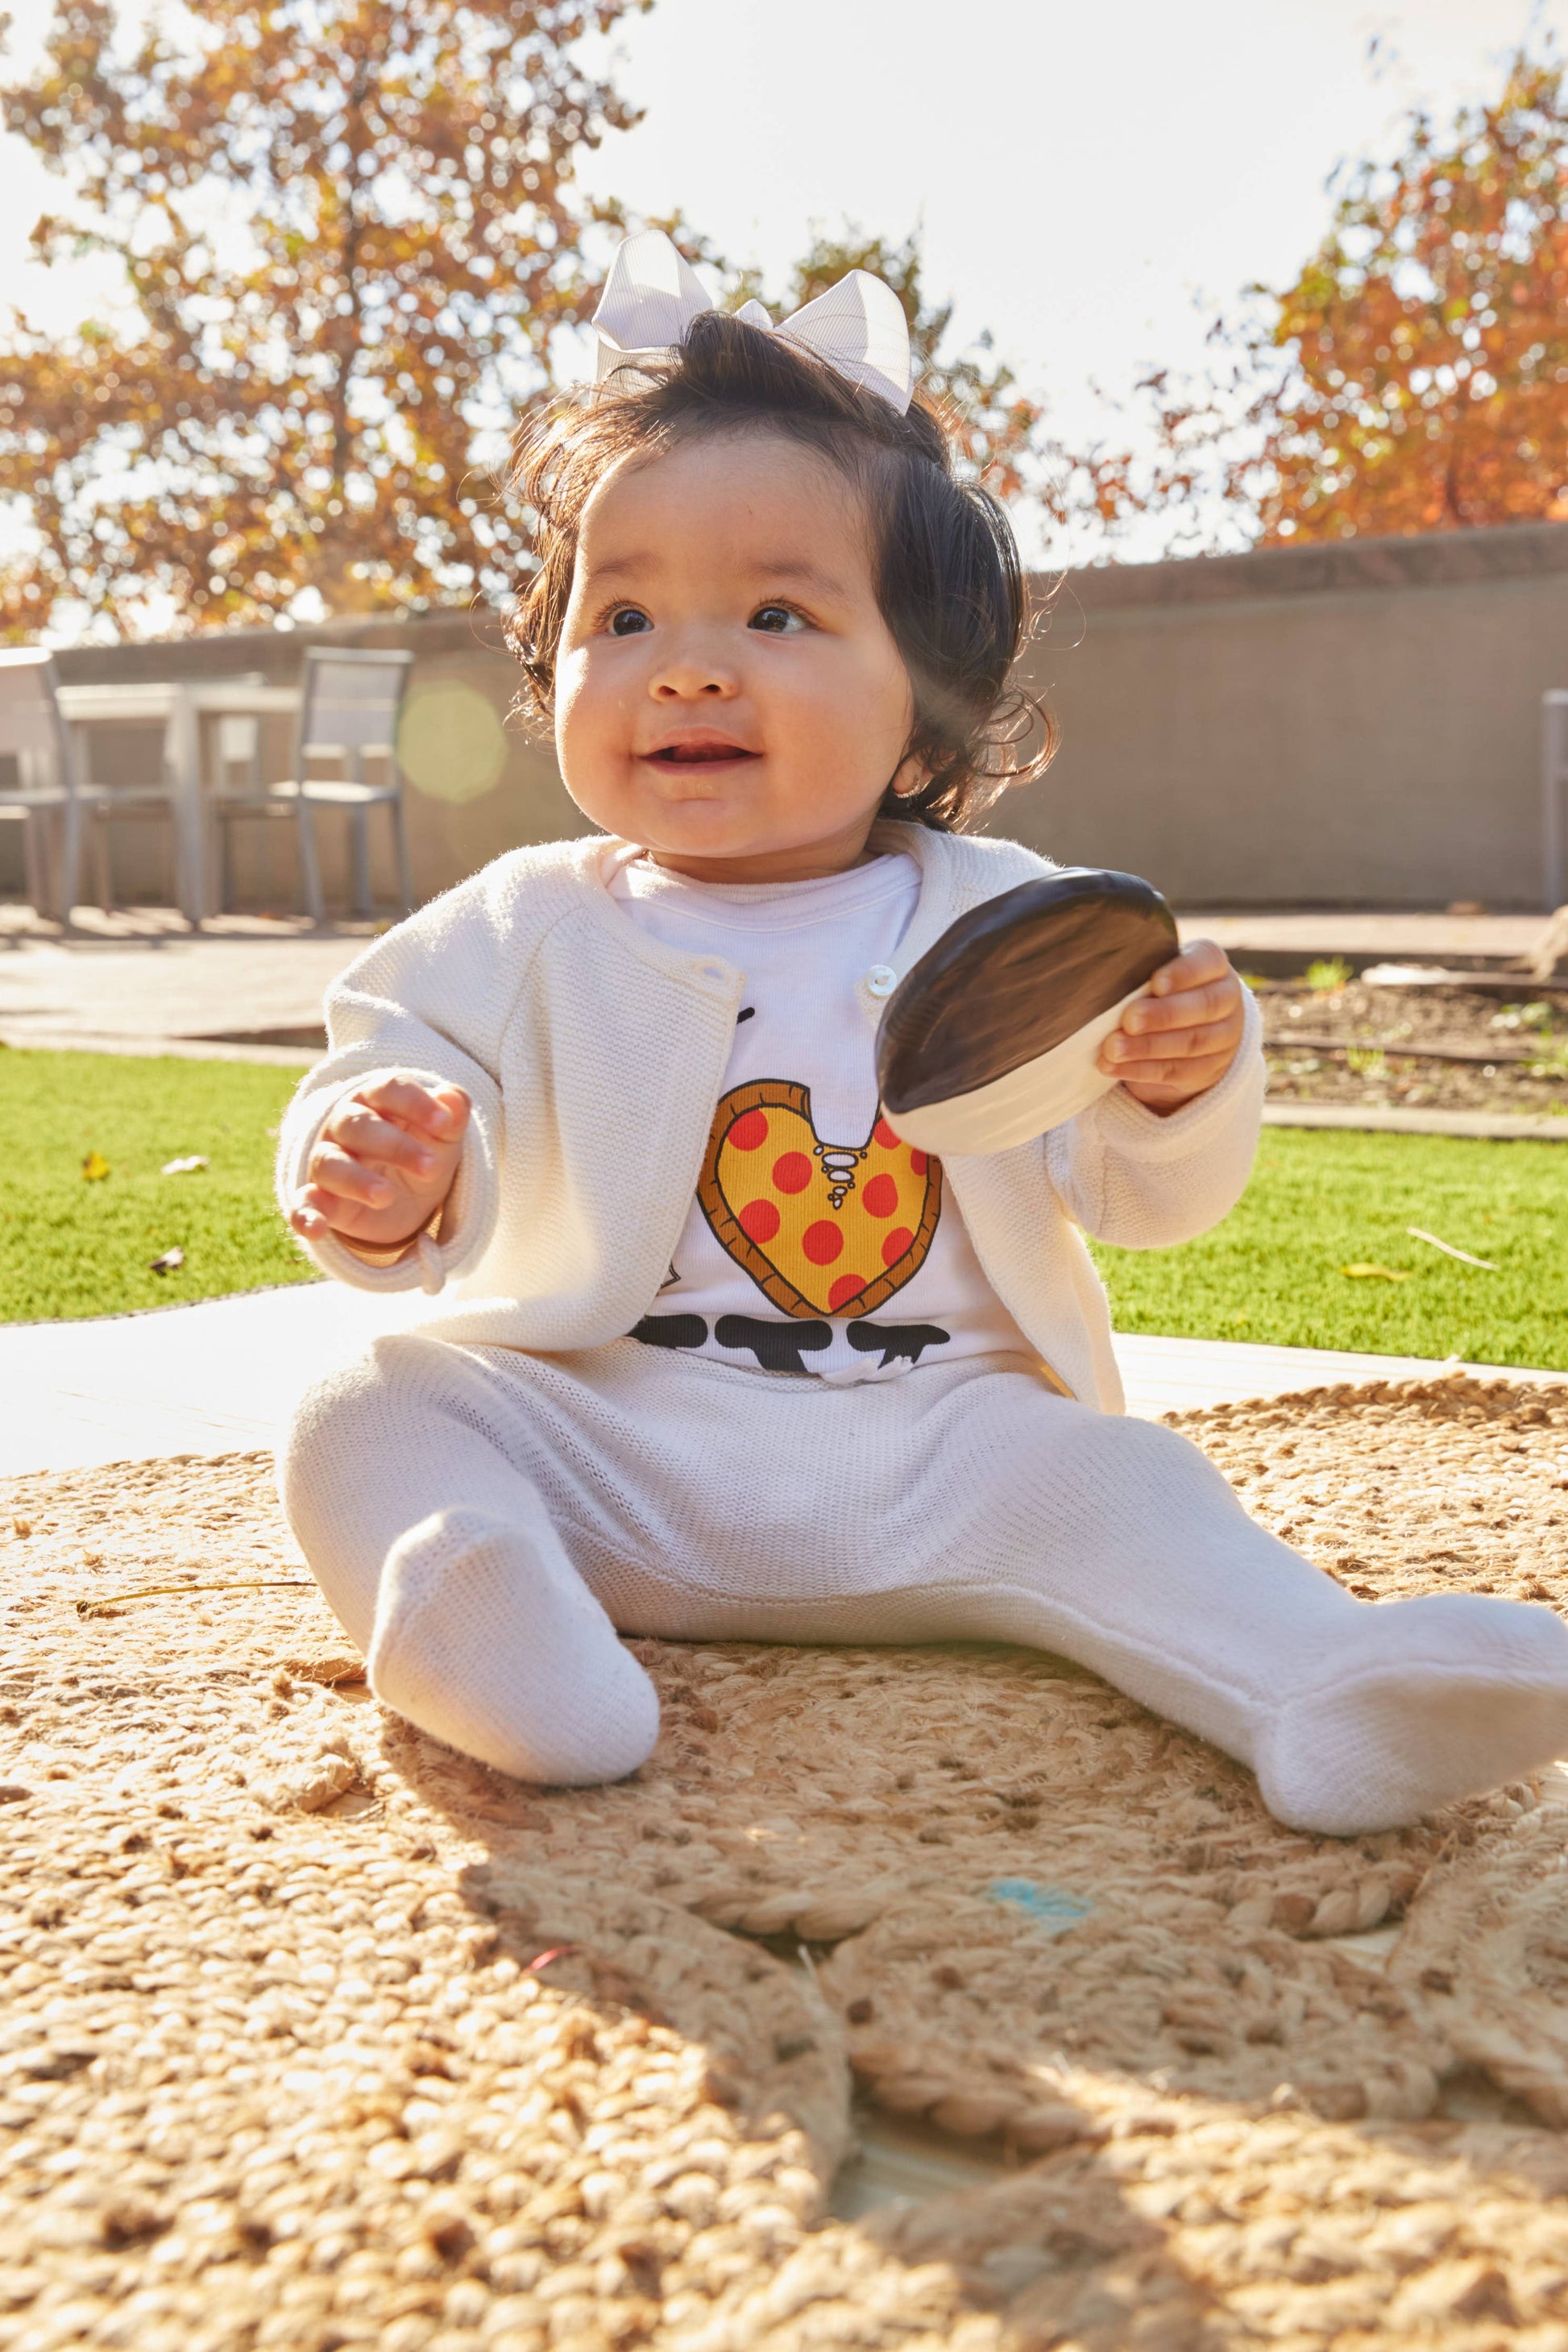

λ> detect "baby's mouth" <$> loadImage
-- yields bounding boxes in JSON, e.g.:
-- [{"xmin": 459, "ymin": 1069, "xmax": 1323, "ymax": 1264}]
[{"xmin": 645, "ymin": 738, "xmax": 759, "ymax": 768}]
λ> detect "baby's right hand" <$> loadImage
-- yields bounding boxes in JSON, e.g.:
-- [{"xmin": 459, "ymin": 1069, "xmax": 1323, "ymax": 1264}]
[{"xmin": 289, "ymin": 1076, "xmax": 471, "ymax": 1251}]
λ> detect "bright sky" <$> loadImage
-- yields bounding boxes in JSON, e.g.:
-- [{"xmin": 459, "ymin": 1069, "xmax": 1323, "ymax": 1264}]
[
  {"xmin": 570, "ymin": 0, "xmax": 1566, "ymax": 552},
  {"xmin": 0, "ymin": 0, "xmax": 1562, "ymax": 566}
]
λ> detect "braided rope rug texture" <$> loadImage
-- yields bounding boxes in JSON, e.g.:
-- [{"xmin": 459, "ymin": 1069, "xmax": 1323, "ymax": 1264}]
[
  {"xmin": 388, "ymin": 1377, "xmax": 1568, "ymax": 2138},
  {"xmin": 0, "ymin": 1454, "xmax": 873, "ymax": 2349},
  {"xmin": 852, "ymin": 2071, "xmax": 1568, "ymax": 2349},
  {"xmin": 809, "ymin": 1373, "xmax": 1568, "ymax": 2141},
  {"xmin": 3, "ymin": 1375, "xmax": 1568, "ymax": 2347},
  {"xmin": 1388, "ymin": 1818, "xmax": 1568, "ymax": 2130}
]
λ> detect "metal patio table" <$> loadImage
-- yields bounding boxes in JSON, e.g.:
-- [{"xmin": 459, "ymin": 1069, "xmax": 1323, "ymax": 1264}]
[{"xmin": 56, "ymin": 676, "xmax": 302, "ymax": 923}]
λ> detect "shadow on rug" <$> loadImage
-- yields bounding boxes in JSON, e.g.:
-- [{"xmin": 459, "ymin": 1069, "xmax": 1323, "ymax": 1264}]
[{"xmin": 3, "ymin": 1372, "xmax": 1568, "ymax": 2347}]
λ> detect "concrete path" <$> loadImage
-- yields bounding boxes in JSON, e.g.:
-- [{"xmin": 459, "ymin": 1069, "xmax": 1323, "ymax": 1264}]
[
  {"xmin": 0, "ymin": 1279, "xmax": 1556, "ymax": 1480},
  {"xmin": 0, "ymin": 916, "xmax": 369, "ymax": 1054},
  {"xmin": 0, "ymin": 1284, "xmax": 416, "ymax": 1477},
  {"xmin": 1192, "ymin": 910, "xmax": 1544, "ymax": 962},
  {"xmin": 1262, "ymin": 1101, "xmax": 1568, "ymax": 1141}
]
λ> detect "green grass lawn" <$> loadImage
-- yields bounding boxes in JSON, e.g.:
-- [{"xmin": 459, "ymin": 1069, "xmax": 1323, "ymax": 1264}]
[
  {"xmin": 1093, "ymin": 1127, "xmax": 1566, "ymax": 1371},
  {"xmin": 0, "ymin": 1049, "xmax": 315, "ymax": 1321},
  {"xmin": 1, "ymin": 1052, "xmax": 1563, "ymax": 1364}
]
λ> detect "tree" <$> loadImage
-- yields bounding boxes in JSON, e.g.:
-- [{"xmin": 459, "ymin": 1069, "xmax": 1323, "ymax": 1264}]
[
  {"xmin": 0, "ymin": 0, "xmax": 645, "ymax": 638},
  {"xmin": 1014, "ymin": 46, "xmax": 1568, "ymax": 558},
  {"xmin": 1250, "ymin": 50, "xmax": 1568, "ymax": 540}
]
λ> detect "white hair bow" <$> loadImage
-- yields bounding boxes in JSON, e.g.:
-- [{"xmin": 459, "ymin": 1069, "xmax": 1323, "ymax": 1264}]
[{"xmin": 591, "ymin": 229, "xmax": 914, "ymax": 416}]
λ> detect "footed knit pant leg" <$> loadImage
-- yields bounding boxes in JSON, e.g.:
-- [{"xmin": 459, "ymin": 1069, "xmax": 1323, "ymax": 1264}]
[
  {"xmin": 277, "ymin": 1334, "xmax": 659, "ymax": 1785},
  {"xmin": 954, "ymin": 1392, "xmax": 1568, "ymax": 1838}
]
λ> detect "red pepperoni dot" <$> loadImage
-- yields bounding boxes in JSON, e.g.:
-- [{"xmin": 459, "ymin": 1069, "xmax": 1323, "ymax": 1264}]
[
  {"xmin": 729, "ymin": 1109, "xmax": 769, "ymax": 1151},
  {"xmin": 802, "ymin": 1219, "xmax": 844, "ymax": 1266},
  {"xmin": 828, "ymin": 1275, "xmax": 865, "ymax": 1312},
  {"xmin": 861, "ymin": 1172, "xmax": 898, "ymax": 1219},
  {"xmin": 772, "ymin": 1150, "xmax": 811, "ymax": 1195},
  {"xmin": 740, "ymin": 1198, "xmax": 780, "ymax": 1244},
  {"xmin": 910, "ymin": 1149, "xmax": 928, "ymax": 1176},
  {"xmin": 881, "ymin": 1226, "xmax": 914, "ymax": 1267},
  {"xmin": 873, "ymin": 1117, "xmax": 901, "ymax": 1150}
]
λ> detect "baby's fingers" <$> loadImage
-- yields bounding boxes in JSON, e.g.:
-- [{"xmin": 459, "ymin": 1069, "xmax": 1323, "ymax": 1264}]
[
  {"xmin": 288, "ymin": 1180, "xmax": 385, "ymax": 1239},
  {"xmin": 306, "ymin": 1143, "xmax": 399, "ymax": 1209},
  {"xmin": 357, "ymin": 1075, "xmax": 470, "ymax": 1142},
  {"xmin": 288, "ymin": 1190, "xmax": 333, "ymax": 1242},
  {"xmin": 428, "ymin": 1082, "xmax": 471, "ymax": 1136},
  {"xmin": 1147, "ymin": 938, "xmax": 1232, "ymax": 999},
  {"xmin": 1105, "ymin": 1014, "xmax": 1239, "ymax": 1071},
  {"xmin": 1125, "ymin": 972, "xmax": 1242, "ymax": 1039},
  {"xmin": 326, "ymin": 1102, "xmax": 444, "ymax": 1180}
]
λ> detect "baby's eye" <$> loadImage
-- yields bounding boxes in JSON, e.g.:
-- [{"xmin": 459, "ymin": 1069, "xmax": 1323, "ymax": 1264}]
[
  {"xmin": 608, "ymin": 606, "xmax": 652, "ymax": 637},
  {"xmin": 749, "ymin": 604, "xmax": 804, "ymax": 634}
]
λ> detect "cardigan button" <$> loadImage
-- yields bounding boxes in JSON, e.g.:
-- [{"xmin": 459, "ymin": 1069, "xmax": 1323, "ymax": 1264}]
[{"xmin": 865, "ymin": 964, "xmax": 898, "ymax": 998}]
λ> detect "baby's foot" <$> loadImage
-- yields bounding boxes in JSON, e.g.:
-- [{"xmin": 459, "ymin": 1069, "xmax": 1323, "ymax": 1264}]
[
  {"xmin": 367, "ymin": 1507, "xmax": 659, "ymax": 1785},
  {"xmin": 1257, "ymin": 1591, "xmax": 1568, "ymax": 1836}
]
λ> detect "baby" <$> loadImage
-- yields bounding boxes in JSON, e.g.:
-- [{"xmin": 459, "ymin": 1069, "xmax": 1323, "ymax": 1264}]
[{"xmin": 278, "ymin": 232, "xmax": 1568, "ymax": 1836}]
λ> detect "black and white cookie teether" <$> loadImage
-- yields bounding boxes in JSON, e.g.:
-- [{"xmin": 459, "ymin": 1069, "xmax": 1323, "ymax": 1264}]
[{"xmin": 875, "ymin": 869, "xmax": 1178, "ymax": 1155}]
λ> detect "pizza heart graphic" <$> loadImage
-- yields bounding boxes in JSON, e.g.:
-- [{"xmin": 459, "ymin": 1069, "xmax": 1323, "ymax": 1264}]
[{"xmin": 698, "ymin": 1080, "xmax": 943, "ymax": 1320}]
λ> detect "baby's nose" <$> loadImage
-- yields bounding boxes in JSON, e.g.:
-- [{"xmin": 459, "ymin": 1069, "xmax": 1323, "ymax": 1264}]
[
  {"xmin": 649, "ymin": 633, "xmax": 738, "ymax": 699},
  {"xmin": 654, "ymin": 673, "xmax": 729, "ymax": 697},
  {"xmin": 653, "ymin": 664, "xmax": 734, "ymax": 698}
]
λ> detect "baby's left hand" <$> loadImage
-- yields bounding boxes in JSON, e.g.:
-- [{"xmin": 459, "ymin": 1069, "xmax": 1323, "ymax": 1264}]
[{"xmin": 1097, "ymin": 940, "xmax": 1247, "ymax": 1114}]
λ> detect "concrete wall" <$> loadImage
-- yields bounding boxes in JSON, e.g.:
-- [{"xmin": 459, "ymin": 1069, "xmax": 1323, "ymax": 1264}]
[
  {"xmin": 27, "ymin": 517, "xmax": 1568, "ymax": 915},
  {"xmin": 1005, "ymin": 521, "xmax": 1568, "ymax": 909}
]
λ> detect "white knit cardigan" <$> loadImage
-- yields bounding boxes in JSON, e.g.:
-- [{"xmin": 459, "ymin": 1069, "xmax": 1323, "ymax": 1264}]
[{"xmin": 276, "ymin": 820, "xmax": 1265, "ymax": 1412}]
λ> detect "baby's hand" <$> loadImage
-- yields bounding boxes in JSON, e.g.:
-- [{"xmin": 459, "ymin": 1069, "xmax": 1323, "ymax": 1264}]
[
  {"xmin": 1097, "ymin": 941, "xmax": 1247, "ymax": 1113},
  {"xmin": 289, "ymin": 1076, "xmax": 471, "ymax": 1250}
]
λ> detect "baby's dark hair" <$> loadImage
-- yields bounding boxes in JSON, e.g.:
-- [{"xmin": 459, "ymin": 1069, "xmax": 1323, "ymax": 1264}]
[{"xmin": 505, "ymin": 310, "xmax": 1055, "ymax": 832}]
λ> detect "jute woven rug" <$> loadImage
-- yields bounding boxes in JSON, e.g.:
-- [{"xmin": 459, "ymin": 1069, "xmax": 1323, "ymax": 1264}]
[{"xmin": 3, "ymin": 1371, "xmax": 1567, "ymax": 2348}]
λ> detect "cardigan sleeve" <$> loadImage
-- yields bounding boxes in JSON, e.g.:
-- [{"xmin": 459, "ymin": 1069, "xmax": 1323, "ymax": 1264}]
[
  {"xmin": 274, "ymin": 870, "xmax": 526, "ymax": 1295},
  {"xmin": 1043, "ymin": 985, "xmax": 1266, "ymax": 1249}
]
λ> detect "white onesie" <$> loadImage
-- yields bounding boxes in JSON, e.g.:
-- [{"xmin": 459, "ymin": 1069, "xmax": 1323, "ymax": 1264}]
[{"xmin": 606, "ymin": 848, "xmax": 1033, "ymax": 1383}]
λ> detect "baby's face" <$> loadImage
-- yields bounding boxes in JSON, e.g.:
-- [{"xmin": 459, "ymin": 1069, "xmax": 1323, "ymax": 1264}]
[{"xmin": 554, "ymin": 429, "xmax": 916, "ymax": 881}]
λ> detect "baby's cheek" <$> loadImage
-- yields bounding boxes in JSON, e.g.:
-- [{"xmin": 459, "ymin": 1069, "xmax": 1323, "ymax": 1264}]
[
  {"xmin": 554, "ymin": 662, "xmax": 633, "ymax": 820},
  {"xmin": 552, "ymin": 653, "xmax": 592, "ymax": 761}
]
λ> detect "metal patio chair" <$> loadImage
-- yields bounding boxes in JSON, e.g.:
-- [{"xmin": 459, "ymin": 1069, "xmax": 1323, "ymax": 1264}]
[
  {"xmin": 0, "ymin": 649, "xmax": 85, "ymax": 922},
  {"xmin": 215, "ymin": 647, "xmax": 415, "ymax": 921}
]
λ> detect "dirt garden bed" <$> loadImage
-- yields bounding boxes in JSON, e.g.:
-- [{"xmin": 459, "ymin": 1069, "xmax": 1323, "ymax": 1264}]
[{"xmin": 1258, "ymin": 973, "xmax": 1568, "ymax": 1118}]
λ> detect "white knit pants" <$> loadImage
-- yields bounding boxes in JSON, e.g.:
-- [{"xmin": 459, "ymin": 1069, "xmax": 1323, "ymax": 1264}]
[{"xmin": 280, "ymin": 1334, "xmax": 1568, "ymax": 1835}]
